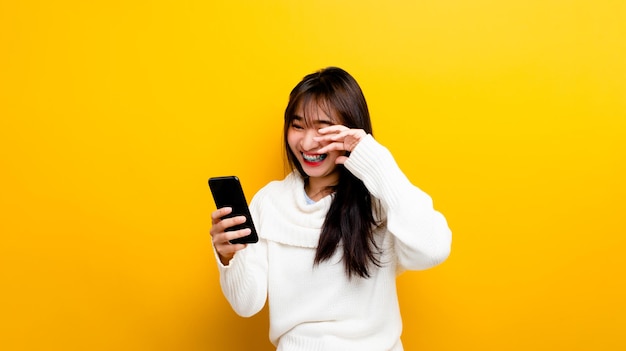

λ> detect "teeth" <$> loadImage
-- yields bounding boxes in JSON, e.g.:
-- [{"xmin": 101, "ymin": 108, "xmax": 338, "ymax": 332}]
[{"xmin": 303, "ymin": 153, "xmax": 327, "ymax": 162}]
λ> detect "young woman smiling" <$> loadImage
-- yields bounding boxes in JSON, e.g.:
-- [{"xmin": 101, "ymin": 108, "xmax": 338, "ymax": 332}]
[{"xmin": 210, "ymin": 67, "xmax": 452, "ymax": 351}]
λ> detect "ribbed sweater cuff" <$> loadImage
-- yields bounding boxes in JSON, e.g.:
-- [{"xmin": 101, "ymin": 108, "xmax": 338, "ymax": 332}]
[{"xmin": 344, "ymin": 134, "xmax": 414, "ymax": 209}]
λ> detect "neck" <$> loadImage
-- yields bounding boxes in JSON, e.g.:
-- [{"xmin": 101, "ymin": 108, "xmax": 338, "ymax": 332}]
[{"xmin": 305, "ymin": 175, "xmax": 338, "ymax": 202}]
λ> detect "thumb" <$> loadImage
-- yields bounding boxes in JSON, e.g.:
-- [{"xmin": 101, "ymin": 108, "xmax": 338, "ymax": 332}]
[{"xmin": 335, "ymin": 155, "xmax": 349, "ymax": 164}]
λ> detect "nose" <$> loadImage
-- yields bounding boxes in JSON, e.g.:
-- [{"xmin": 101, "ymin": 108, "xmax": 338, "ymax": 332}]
[{"xmin": 300, "ymin": 128, "xmax": 320, "ymax": 151}]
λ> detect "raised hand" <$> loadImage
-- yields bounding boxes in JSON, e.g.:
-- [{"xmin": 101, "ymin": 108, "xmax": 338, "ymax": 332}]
[{"xmin": 314, "ymin": 125, "xmax": 367, "ymax": 164}]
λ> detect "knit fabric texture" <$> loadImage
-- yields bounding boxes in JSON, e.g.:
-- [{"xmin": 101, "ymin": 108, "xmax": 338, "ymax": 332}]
[{"xmin": 216, "ymin": 135, "xmax": 452, "ymax": 351}]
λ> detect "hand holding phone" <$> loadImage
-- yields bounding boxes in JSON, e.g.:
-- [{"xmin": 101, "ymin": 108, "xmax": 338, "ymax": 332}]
[{"xmin": 208, "ymin": 176, "xmax": 259, "ymax": 245}]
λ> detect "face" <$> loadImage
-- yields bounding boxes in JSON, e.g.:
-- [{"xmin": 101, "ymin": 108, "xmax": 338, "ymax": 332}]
[{"xmin": 287, "ymin": 102, "xmax": 343, "ymax": 186}]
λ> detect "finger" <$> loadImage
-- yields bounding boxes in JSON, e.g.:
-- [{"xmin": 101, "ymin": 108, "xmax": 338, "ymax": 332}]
[
  {"xmin": 316, "ymin": 129, "xmax": 365, "ymax": 144},
  {"xmin": 211, "ymin": 207, "xmax": 232, "ymax": 223},
  {"xmin": 222, "ymin": 228, "xmax": 252, "ymax": 244},
  {"xmin": 218, "ymin": 215, "xmax": 247, "ymax": 232},
  {"xmin": 332, "ymin": 129, "xmax": 366, "ymax": 141},
  {"xmin": 318, "ymin": 125, "xmax": 348, "ymax": 134},
  {"xmin": 334, "ymin": 155, "xmax": 349, "ymax": 164},
  {"xmin": 210, "ymin": 215, "xmax": 247, "ymax": 239},
  {"xmin": 316, "ymin": 141, "xmax": 346, "ymax": 154},
  {"xmin": 212, "ymin": 227, "xmax": 250, "ymax": 248},
  {"xmin": 214, "ymin": 229, "xmax": 251, "ymax": 256},
  {"xmin": 314, "ymin": 130, "xmax": 349, "ymax": 143}
]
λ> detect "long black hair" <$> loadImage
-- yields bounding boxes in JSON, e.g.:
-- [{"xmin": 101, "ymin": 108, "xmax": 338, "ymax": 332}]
[{"xmin": 283, "ymin": 67, "xmax": 382, "ymax": 279}]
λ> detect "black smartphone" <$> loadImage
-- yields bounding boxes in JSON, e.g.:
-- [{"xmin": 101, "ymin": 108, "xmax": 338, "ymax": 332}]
[{"xmin": 208, "ymin": 176, "xmax": 259, "ymax": 244}]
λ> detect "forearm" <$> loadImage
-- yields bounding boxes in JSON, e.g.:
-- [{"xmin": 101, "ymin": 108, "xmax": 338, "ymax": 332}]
[
  {"xmin": 215, "ymin": 241, "xmax": 268, "ymax": 317},
  {"xmin": 344, "ymin": 134, "xmax": 452, "ymax": 269}
]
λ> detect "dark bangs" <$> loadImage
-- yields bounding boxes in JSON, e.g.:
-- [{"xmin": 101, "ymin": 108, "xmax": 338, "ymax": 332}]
[{"xmin": 283, "ymin": 67, "xmax": 373, "ymax": 175}]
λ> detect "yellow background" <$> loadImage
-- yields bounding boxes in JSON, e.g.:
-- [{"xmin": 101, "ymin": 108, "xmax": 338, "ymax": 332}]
[{"xmin": 1, "ymin": 1, "xmax": 624, "ymax": 350}]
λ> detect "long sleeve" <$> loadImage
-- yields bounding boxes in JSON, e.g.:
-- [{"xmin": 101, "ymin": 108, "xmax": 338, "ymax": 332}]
[
  {"xmin": 214, "ymin": 170, "xmax": 429, "ymax": 350},
  {"xmin": 344, "ymin": 134, "xmax": 452, "ymax": 271},
  {"xmin": 215, "ymin": 199, "xmax": 269, "ymax": 317}
]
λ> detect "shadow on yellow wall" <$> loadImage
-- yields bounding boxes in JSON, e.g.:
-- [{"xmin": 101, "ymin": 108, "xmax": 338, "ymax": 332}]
[{"xmin": 1, "ymin": 1, "xmax": 624, "ymax": 350}]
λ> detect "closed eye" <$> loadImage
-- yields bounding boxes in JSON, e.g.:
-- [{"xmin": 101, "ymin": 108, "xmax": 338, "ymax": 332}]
[
  {"xmin": 291, "ymin": 115, "xmax": 334, "ymax": 130},
  {"xmin": 291, "ymin": 116, "xmax": 305, "ymax": 130}
]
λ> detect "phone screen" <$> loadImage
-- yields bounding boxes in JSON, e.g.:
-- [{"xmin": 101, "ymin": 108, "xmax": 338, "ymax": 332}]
[{"xmin": 208, "ymin": 176, "xmax": 259, "ymax": 244}]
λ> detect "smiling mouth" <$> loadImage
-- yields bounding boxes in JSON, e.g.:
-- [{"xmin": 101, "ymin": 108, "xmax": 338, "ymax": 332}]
[{"xmin": 302, "ymin": 153, "xmax": 327, "ymax": 163}]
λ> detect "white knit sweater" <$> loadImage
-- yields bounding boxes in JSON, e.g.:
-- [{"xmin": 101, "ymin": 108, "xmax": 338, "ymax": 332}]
[{"xmin": 216, "ymin": 135, "xmax": 452, "ymax": 351}]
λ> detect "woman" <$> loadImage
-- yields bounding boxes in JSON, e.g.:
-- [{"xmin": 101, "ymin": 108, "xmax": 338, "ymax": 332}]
[{"xmin": 210, "ymin": 67, "xmax": 452, "ymax": 351}]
